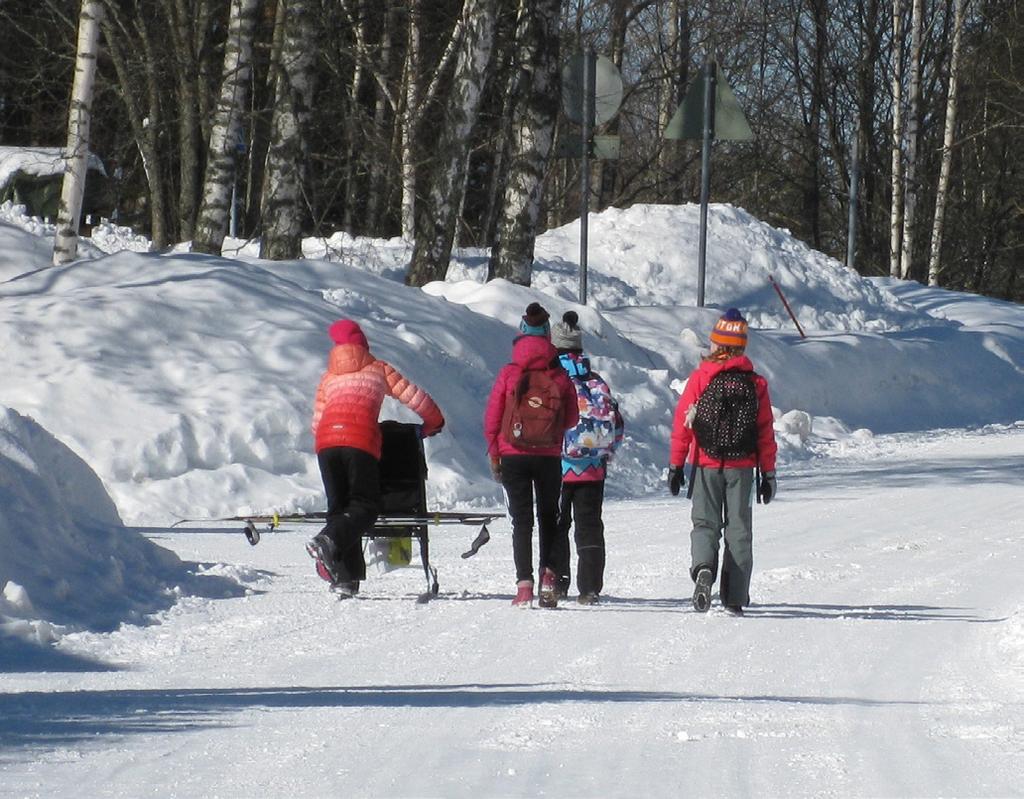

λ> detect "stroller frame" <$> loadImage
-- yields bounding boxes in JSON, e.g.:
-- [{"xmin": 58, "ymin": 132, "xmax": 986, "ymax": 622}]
[{"xmin": 180, "ymin": 421, "xmax": 501, "ymax": 601}]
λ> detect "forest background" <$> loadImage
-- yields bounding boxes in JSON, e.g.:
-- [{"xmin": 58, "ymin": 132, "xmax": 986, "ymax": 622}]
[{"xmin": 1, "ymin": 0, "xmax": 1020, "ymax": 301}]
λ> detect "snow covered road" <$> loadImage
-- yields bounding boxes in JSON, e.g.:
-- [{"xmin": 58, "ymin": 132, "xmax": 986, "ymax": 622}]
[{"xmin": 2, "ymin": 426, "xmax": 1023, "ymax": 798}]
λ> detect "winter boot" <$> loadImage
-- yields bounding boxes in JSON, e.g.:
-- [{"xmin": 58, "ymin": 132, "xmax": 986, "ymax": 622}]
[
  {"xmin": 692, "ymin": 567, "xmax": 714, "ymax": 613},
  {"xmin": 512, "ymin": 580, "xmax": 534, "ymax": 607},
  {"xmin": 314, "ymin": 559, "xmax": 334, "ymax": 583},
  {"xmin": 307, "ymin": 533, "xmax": 340, "ymax": 583},
  {"xmin": 555, "ymin": 576, "xmax": 571, "ymax": 601},
  {"xmin": 538, "ymin": 568, "xmax": 559, "ymax": 609},
  {"xmin": 577, "ymin": 592, "xmax": 600, "ymax": 606},
  {"xmin": 723, "ymin": 604, "xmax": 744, "ymax": 616},
  {"xmin": 331, "ymin": 580, "xmax": 360, "ymax": 599}
]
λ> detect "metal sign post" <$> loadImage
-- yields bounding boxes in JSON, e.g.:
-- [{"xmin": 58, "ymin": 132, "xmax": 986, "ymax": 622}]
[
  {"xmin": 846, "ymin": 125, "xmax": 860, "ymax": 270},
  {"xmin": 696, "ymin": 61, "xmax": 716, "ymax": 309},
  {"xmin": 579, "ymin": 49, "xmax": 595, "ymax": 305},
  {"xmin": 559, "ymin": 51, "xmax": 623, "ymax": 305},
  {"xmin": 664, "ymin": 60, "xmax": 754, "ymax": 308}
]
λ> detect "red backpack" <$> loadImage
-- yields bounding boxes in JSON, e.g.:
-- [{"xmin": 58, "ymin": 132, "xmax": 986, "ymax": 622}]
[{"xmin": 501, "ymin": 368, "xmax": 565, "ymax": 450}]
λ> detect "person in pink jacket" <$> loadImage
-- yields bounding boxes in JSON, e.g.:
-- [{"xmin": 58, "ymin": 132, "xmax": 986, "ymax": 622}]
[
  {"xmin": 307, "ymin": 319, "xmax": 445, "ymax": 596},
  {"xmin": 484, "ymin": 303, "xmax": 579, "ymax": 608},
  {"xmin": 668, "ymin": 308, "xmax": 778, "ymax": 615}
]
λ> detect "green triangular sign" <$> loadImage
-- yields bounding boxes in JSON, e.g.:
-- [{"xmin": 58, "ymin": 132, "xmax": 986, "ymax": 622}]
[{"xmin": 664, "ymin": 65, "xmax": 754, "ymax": 141}]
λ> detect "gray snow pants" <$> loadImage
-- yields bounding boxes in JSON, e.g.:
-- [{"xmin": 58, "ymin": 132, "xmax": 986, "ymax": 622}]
[{"xmin": 689, "ymin": 465, "xmax": 755, "ymax": 608}]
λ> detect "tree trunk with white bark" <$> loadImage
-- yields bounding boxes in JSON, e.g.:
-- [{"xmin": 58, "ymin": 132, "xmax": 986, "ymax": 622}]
[
  {"xmin": 260, "ymin": 0, "xmax": 317, "ymax": 260},
  {"xmin": 53, "ymin": 0, "xmax": 104, "ymax": 266},
  {"xmin": 899, "ymin": 0, "xmax": 924, "ymax": 279},
  {"xmin": 889, "ymin": 0, "xmax": 905, "ymax": 278},
  {"xmin": 406, "ymin": 0, "xmax": 498, "ymax": 286},
  {"xmin": 488, "ymin": 0, "xmax": 560, "ymax": 285},
  {"xmin": 193, "ymin": 0, "xmax": 260, "ymax": 255},
  {"xmin": 928, "ymin": 0, "xmax": 967, "ymax": 287}
]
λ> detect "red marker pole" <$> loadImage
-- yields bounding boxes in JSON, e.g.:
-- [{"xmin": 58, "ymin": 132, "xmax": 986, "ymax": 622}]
[{"xmin": 769, "ymin": 275, "xmax": 806, "ymax": 338}]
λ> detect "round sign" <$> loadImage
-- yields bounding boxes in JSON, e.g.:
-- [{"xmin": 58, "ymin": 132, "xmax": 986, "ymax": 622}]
[{"xmin": 561, "ymin": 53, "xmax": 624, "ymax": 126}]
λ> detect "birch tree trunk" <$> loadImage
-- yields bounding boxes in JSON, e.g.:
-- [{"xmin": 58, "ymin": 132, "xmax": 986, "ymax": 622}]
[
  {"xmin": 260, "ymin": 0, "xmax": 317, "ymax": 260},
  {"xmin": 400, "ymin": 0, "xmax": 422, "ymax": 241},
  {"xmin": 928, "ymin": 0, "xmax": 967, "ymax": 286},
  {"xmin": 488, "ymin": 0, "xmax": 560, "ymax": 285},
  {"xmin": 341, "ymin": 2, "xmax": 367, "ymax": 234},
  {"xmin": 899, "ymin": 0, "xmax": 924, "ymax": 279},
  {"xmin": 481, "ymin": 33, "xmax": 517, "ymax": 254},
  {"xmin": 53, "ymin": 0, "xmax": 104, "ymax": 266},
  {"xmin": 193, "ymin": 0, "xmax": 260, "ymax": 255},
  {"xmin": 889, "ymin": 0, "xmax": 905, "ymax": 277},
  {"xmin": 406, "ymin": 0, "xmax": 498, "ymax": 286}
]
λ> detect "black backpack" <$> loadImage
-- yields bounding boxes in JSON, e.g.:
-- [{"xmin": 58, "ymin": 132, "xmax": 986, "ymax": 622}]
[{"xmin": 692, "ymin": 369, "xmax": 760, "ymax": 461}]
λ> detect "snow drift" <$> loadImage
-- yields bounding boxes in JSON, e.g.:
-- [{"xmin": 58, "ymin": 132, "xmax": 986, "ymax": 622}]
[{"xmin": 0, "ymin": 406, "xmax": 241, "ymax": 646}]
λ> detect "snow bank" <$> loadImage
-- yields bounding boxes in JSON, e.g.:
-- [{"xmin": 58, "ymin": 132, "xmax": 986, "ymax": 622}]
[
  {"xmin": 0, "ymin": 406, "xmax": 236, "ymax": 646},
  {"xmin": 0, "ymin": 201, "xmax": 1021, "ymax": 530},
  {"xmin": 529, "ymin": 204, "xmax": 935, "ymax": 332},
  {"xmin": 1, "ymin": 210, "xmax": 58, "ymax": 280}
]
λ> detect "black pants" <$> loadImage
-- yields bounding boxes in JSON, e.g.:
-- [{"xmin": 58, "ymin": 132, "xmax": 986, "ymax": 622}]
[
  {"xmin": 552, "ymin": 480, "xmax": 606, "ymax": 596},
  {"xmin": 317, "ymin": 446, "xmax": 381, "ymax": 581},
  {"xmin": 500, "ymin": 454, "xmax": 562, "ymax": 584}
]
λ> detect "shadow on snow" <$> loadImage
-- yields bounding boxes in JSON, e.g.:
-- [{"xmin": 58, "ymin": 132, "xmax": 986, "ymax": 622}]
[{"xmin": 0, "ymin": 681, "xmax": 934, "ymax": 751}]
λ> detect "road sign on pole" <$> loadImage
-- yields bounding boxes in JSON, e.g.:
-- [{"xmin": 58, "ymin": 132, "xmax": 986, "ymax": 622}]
[
  {"xmin": 664, "ymin": 64, "xmax": 753, "ymax": 142},
  {"xmin": 560, "ymin": 51, "xmax": 623, "ymax": 305},
  {"xmin": 664, "ymin": 61, "xmax": 753, "ymax": 307},
  {"xmin": 561, "ymin": 53, "xmax": 623, "ymax": 127}
]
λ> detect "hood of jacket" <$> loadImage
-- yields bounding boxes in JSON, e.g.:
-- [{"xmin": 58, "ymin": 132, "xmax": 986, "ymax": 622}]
[
  {"xmin": 698, "ymin": 353, "xmax": 754, "ymax": 378},
  {"xmin": 558, "ymin": 351, "xmax": 592, "ymax": 379},
  {"xmin": 510, "ymin": 334, "xmax": 557, "ymax": 371},
  {"xmin": 327, "ymin": 343, "xmax": 375, "ymax": 374}
]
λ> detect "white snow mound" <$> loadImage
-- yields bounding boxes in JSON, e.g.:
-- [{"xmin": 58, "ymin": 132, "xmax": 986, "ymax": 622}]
[{"xmin": 0, "ymin": 406, "xmax": 202, "ymax": 640}]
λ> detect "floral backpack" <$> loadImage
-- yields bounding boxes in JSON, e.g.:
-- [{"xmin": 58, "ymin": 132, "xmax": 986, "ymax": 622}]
[{"xmin": 562, "ymin": 361, "xmax": 622, "ymax": 459}]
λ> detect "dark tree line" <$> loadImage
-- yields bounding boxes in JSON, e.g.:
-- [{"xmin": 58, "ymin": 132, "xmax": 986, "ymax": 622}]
[{"xmin": 1, "ymin": 0, "xmax": 1020, "ymax": 300}]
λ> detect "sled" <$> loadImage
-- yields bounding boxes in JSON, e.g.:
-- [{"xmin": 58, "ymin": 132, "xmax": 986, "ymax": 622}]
[{"xmin": 174, "ymin": 421, "xmax": 500, "ymax": 600}]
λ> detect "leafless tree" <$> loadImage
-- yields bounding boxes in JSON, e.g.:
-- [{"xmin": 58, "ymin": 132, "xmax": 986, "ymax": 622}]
[
  {"xmin": 489, "ymin": 0, "xmax": 561, "ymax": 285},
  {"xmin": 193, "ymin": 0, "xmax": 260, "ymax": 255},
  {"xmin": 406, "ymin": 0, "xmax": 499, "ymax": 286}
]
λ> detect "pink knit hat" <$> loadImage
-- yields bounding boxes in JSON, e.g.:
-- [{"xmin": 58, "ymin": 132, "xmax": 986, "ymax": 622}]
[{"xmin": 328, "ymin": 319, "xmax": 368, "ymax": 348}]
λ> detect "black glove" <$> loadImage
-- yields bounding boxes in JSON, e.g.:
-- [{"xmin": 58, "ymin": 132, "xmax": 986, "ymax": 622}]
[
  {"xmin": 758, "ymin": 470, "xmax": 777, "ymax": 504},
  {"xmin": 668, "ymin": 465, "xmax": 683, "ymax": 496}
]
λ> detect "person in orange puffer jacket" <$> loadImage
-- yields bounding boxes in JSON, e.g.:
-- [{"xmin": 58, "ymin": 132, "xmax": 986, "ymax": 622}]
[{"xmin": 307, "ymin": 319, "xmax": 445, "ymax": 595}]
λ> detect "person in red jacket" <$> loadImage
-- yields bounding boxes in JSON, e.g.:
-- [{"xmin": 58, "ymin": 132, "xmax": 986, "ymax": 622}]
[
  {"xmin": 668, "ymin": 308, "xmax": 778, "ymax": 615},
  {"xmin": 484, "ymin": 303, "xmax": 579, "ymax": 608},
  {"xmin": 307, "ymin": 319, "xmax": 445, "ymax": 596}
]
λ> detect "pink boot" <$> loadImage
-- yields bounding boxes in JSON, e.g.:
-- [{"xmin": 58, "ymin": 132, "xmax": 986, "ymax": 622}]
[{"xmin": 512, "ymin": 580, "xmax": 534, "ymax": 607}]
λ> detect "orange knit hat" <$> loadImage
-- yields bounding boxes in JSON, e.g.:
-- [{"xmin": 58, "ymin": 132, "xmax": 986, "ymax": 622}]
[{"xmin": 709, "ymin": 308, "xmax": 748, "ymax": 349}]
